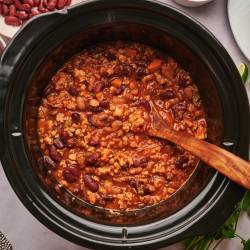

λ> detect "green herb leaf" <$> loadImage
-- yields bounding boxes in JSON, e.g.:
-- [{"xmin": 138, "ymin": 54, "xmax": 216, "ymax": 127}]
[
  {"xmin": 243, "ymin": 239, "xmax": 250, "ymax": 250},
  {"xmin": 241, "ymin": 192, "xmax": 250, "ymax": 210},
  {"xmin": 221, "ymin": 226, "xmax": 235, "ymax": 238},
  {"xmin": 185, "ymin": 193, "xmax": 250, "ymax": 249}
]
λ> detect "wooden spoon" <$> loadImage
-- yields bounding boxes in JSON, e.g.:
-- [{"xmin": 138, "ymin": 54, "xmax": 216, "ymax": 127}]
[{"xmin": 147, "ymin": 101, "xmax": 250, "ymax": 189}]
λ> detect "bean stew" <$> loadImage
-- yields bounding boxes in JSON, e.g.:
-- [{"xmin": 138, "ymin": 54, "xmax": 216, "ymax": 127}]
[{"xmin": 37, "ymin": 41, "xmax": 207, "ymax": 211}]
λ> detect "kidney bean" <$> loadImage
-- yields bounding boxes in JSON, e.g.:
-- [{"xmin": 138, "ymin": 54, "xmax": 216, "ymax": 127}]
[
  {"xmin": 102, "ymin": 194, "xmax": 114, "ymax": 201},
  {"xmin": 43, "ymin": 155, "xmax": 56, "ymax": 169},
  {"xmin": 88, "ymin": 112, "xmax": 111, "ymax": 127},
  {"xmin": 66, "ymin": 138, "xmax": 75, "ymax": 148},
  {"xmin": 173, "ymin": 103, "xmax": 187, "ymax": 120},
  {"xmin": 72, "ymin": 188, "xmax": 82, "ymax": 195},
  {"xmin": 88, "ymin": 136, "xmax": 99, "ymax": 146},
  {"xmin": 19, "ymin": 3, "xmax": 31, "ymax": 12},
  {"xmin": 60, "ymin": 131, "xmax": 71, "ymax": 145},
  {"xmin": 135, "ymin": 59, "xmax": 148, "ymax": 68},
  {"xmin": 175, "ymin": 155, "xmax": 189, "ymax": 168},
  {"xmin": 13, "ymin": 0, "xmax": 21, "ymax": 8},
  {"xmin": 4, "ymin": 15, "xmax": 21, "ymax": 26},
  {"xmin": 66, "ymin": 0, "xmax": 71, "ymax": 5},
  {"xmin": 177, "ymin": 69, "xmax": 191, "ymax": 87},
  {"xmin": 88, "ymin": 106, "xmax": 104, "ymax": 113},
  {"xmin": 106, "ymin": 51, "xmax": 116, "ymax": 61},
  {"xmin": 49, "ymin": 144, "xmax": 62, "ymax": 162},
  {"xmin": 114, "ymin": 85, "xmax": 125, "ymax": 95},
  {"xmin": 56, "ymin": 0, "xmax": 67, "ymax": 9},
  {"xmin": 46, "ymin": 0, "xmax": 57, "ymax": 10},
  {"xmin": 85, "ymin": 152, "xmax": 100, "ymax": 166},
  {"xmin": 71, "ymin": 112, "xmax": 81, "ymax": 123},
  {"xmin": 9, "ymin": 4, "xmax": 15, "ymax": 16},
  {"xmin": 54, "ymin": 137, "xmax": 64, "ymax": 149},
  {"xmin": 37, "ymin": 157, "xmax": 47, "ymax": 174},
  {"xmin": 60, "ymin": 131, "xmax": 75, "ymax": 148},
  {"xmin": 159, "ymin": 90, "xmax": 174, "ymax": 100},
  {"xmin": 0, "ymin": 4, "xmax": 2, "ymax": 15},
  {"xmin": 2, "ymin": 4, "xmax": 9, "ymax": 16},
  {"xmin": 30, "ymin": 8, "xmax": 39, "ymax": 17},
  {"xmin": 15, "ymin": 11, "xmax": 28, "ymax": 19},
  {"xmin": 23, "ymin": 0, "xmax": 34, "ymax": 6},
  {"xmin": 133, "ymin": 156, "xmax": 148, "ymax": 167},
  {"xmin": 3, "ymin": 0, "xmax": 13, "ymax": 4},
  {"xmin": 129, "ymin": 178, "xmax": 138, "ymax": 189},
  {"xmin": 93, "ymin": 80, "xmax": 105, "ymax": 93},
  {"xmin": 63, "ymin": 165, "xmax": 80, "ymax": 183},
  {"xmin": 84, "ymin": 175, "xmax": 99, "ymax": 192},
  {"xmin": 33, "ymin": 0, "xmax": 40, "ymax": 6},
  {"xmin": 43, "ymin": 85, "xmax": 53, "ymax": 96},
  {"xmin": 68, "ymin": 87, "xmax": 79, "ymax": 96},
  {"xmin": 132, "ymin": 100, "xmax": 151, "ymax": 112},
  {"xmin": 99, "ymin": 100, "xmax": 109, "ymax": 108},
  {"xmin": 38, "ymin": 1, "xmax": 48, "ymax": 12},
  {"xmin": 135, "ymin": 67, "xmax": 145, "ymax": 80},
  {"xmin": 121, "ymin": 64, "xmax": 132, "ymax": 76}
]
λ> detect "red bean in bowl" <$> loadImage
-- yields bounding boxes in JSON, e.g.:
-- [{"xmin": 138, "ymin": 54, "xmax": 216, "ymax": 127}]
[{"xmin": 1, "ymin": 0, "xmax": 72, "ymax": 26}]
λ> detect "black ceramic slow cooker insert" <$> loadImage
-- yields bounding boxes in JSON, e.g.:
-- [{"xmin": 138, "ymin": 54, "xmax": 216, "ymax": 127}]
[{"xmin": 0, "ymin": 0, "xmax": 249, "ymax": 249}]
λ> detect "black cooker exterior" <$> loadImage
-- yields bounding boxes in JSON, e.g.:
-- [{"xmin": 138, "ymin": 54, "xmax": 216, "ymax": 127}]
[{"xmin": 0, "ymin": 0, "xmax": 249, "ymax": 249}]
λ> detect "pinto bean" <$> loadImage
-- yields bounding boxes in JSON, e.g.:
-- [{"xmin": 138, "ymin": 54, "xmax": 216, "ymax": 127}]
[
  {"xmin": 88, "ymin": 112, "xmax": 112, "ymax": 127},
  {"xmin": 76, "ymin": 96, "xmax": 85, "ymax": 110}
]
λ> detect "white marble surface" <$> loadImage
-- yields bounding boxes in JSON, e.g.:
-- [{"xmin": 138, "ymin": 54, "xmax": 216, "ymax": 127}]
[{"xmin": 1, "ymin": 0, "xmax": 250, "ymax": 249}]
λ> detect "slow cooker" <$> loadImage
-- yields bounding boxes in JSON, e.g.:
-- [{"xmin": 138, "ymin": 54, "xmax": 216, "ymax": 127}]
[{"xmin": 0, "ymin": 0, "xmax": 249, "ymax": 249}]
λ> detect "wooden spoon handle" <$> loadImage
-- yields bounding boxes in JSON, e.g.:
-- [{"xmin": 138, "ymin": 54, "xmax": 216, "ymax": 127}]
[{"xmin": 150, "ymin": 127, "xmax": 250, "ymax": 189}]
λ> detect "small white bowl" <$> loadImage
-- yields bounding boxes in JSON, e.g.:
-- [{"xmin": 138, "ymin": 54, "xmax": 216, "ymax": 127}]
[{"xmin": 173, "ymin": 0, "xmax": 215, "ymax": 7}]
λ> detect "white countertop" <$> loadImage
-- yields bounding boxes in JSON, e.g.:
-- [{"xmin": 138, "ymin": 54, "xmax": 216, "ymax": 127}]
[{"xmin": 0, "ymin": 0, "xmax": 250, "ymax": 249}]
